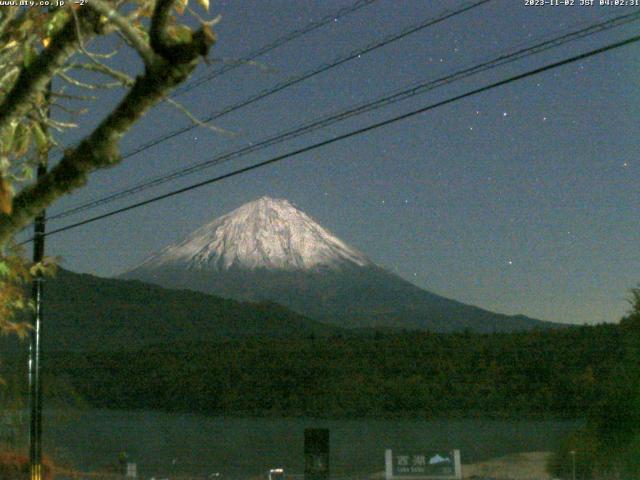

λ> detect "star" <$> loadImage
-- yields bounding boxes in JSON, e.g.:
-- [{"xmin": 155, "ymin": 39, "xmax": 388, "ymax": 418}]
[
  {"xmin": 502, "ymin": 112, "xmax": 508, "ymax": 117},
  {"xmin": 542, "ymin": 116, "xmax": 548, "ymax": 122},
  {"xmin": 507, "ymin": 260, "xmax": 513, "ymax": 266},
  {"xmin": 623, "ymin": 162, "xmax": 629, "ymax": 168}
]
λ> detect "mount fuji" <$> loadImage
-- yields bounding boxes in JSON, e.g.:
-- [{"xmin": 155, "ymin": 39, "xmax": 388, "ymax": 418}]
[{"xmin": 121, "ymin": 197, "xmax": 556, "ymax": 332}]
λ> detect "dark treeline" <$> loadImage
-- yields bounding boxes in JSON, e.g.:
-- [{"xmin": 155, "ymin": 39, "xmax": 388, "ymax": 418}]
[
  {"xmin": 35, "ymin": 323, "xmax": 626, "ymax": 419},
  {"xmin": 547, "ymin": 301, "xmax": 639, "ymax": 479},
  {"xmin": 3, "ymin": 319, "xmax": 638, "ymax": 477}
]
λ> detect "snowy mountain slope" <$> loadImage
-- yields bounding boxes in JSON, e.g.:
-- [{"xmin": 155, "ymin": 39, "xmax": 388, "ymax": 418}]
[
  {"xmin": 122, "ymin": 197, "xmax": 559, "ymax": 333},
  {"xmin": 134, "ymin": 197, "xmax": 370, "ymax": 272}
]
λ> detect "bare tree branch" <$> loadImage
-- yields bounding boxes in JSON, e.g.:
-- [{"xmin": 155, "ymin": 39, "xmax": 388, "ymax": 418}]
[
  {"xmin": 151, "ymin": 0, "xmax": 215, "ymax": 62},
  {"xmin": 165, "ymin": 97, "xmax": 236, "ymax": 137},
  {"xmin": 0, "ymin": 7, "xmax": 25, "ymax": 42},
  {"xmin": 58, "ymin": 72, "xmax": 124, "ymax": 90},
  {"xmin": 69, "ymin": 62, "xmax": 134, "ymax": 86},
  {"xmin": 89, "ymin": 0, "xmax": 156, "ymax": 66},
  {"xmin": 51, "ymin": 102, "xmax": 89, "ymax": 116},
  {"xmin": 0, "ymin": 9, "xmax": 100, "ymax": 134},
  {"xmin": 50, "ymin": 91, "xmax": 97, "ymax": 102},
  {"xmin": 0, "ymin": 0, "xmax": 216, "ymax": 244}
]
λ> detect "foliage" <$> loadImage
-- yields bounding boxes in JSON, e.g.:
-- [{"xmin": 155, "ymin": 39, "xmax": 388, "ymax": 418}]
[
  {"xmin": 548, "ymin": 287, "xmax": 640, "ymax": 479},
  {"xmin": 0, "ymin": 245, "xmax": 33, "ymax": 340},
  {"xmin": 0, "ymin": 450, "xmax": 53, "ymax": 480},
  {"xmin": 0, "ymin": 268, "xmax": 341, "ymax": 353},
  {"xmin": 32, "ymin": 323, "xmax": 625, "ymax": 419},
  {"xmin": 0, "ymin": 364, "xmax": 88, "ymax": 460},
  {"xmin": 0, "ymin": 0, "xmax": 217, "ymax": 333}
]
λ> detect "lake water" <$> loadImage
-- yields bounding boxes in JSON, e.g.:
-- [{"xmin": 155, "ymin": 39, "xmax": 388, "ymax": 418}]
[{"xmin": 39, "ymin": 409, "xmax": 580, "ymax": 479}]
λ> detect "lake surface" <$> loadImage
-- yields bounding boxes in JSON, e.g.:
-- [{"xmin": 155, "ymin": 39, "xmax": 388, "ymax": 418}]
[{"xmin": 39, "ymin": 409, "xmax": 580, "ymax": 479}]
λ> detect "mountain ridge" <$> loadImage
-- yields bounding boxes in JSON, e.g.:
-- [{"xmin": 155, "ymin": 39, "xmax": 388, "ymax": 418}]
[
  {"xmin": 1, "ymin": 268, "xmax": 343, "ymax": 354},
  {"xmin": 122, "ymin": 197, "xmax": 560, "ymax": 333}
]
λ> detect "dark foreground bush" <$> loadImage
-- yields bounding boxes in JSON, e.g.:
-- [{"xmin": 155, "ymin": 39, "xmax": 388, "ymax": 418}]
[{"xmin": 0, "ymin": 451, "xmax": 53, "ymax": 480}]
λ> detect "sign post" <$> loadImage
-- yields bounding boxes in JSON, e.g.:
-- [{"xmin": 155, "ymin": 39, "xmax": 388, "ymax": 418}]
[{"xmin": 304, "ymin": 428, "xmax": 329, "ymax": 480}]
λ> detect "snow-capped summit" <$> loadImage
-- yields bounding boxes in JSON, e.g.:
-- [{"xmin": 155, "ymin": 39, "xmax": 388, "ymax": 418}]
[
  {"xmin": 121, "ymin": 196, "xmax": 555, "ymax": 333},
  {"xmin": 133, "ymin": 197, "xmax": 371, "ymax": 272}
]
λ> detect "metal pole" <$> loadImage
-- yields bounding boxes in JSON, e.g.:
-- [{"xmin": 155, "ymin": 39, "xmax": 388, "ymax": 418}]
[
  {"xmin": 28, "ymin": 173, "xmax": 46, "ymax": 480},
  {"xmin": 570, "ymin": 450, "xmax": 576, "ymax": 480},
  {"xmin": 29, "ymin": 83, "xmax": 49, "ymax": 480}
]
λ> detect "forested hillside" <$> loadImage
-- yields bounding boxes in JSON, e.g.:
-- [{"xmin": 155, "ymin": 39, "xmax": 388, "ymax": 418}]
[{"xmin": 32, "ymin": 324, "xmax": 624, "ymax": 419}]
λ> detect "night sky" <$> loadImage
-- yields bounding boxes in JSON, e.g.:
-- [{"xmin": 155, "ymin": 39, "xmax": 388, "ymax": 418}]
[{"xmin": 34, "ymin": 0, "xmax": 640, "ymax": 325}]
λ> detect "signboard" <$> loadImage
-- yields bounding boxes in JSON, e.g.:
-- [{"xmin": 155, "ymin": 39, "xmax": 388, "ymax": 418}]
[
  {"xmin": 385, "ymin": 450, "xmax": 461, "ymax": 480},
  {"xmin": 126, "ymin": 462, "xmax": 137, "ymax": 478}
]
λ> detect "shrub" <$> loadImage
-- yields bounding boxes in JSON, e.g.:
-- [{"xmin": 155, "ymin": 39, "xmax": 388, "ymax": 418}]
[{"xmin": 0, "ymin": 451, "xmax": 53, "ymax": 480}]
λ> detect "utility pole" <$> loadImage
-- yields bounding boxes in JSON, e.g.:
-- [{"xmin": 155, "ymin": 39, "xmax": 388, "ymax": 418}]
[{"xmin": 29, "ymin": 81, "xmax": 50, "ymax": 480}]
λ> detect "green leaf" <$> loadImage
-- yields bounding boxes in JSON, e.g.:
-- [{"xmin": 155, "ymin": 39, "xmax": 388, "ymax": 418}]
[
  {"xmin": 0, "ymin": 261, "xmax": 10, "ymax": 278},
  {"xmin": 175, "ymin": 0, "xmax": 189, "ymax": 15},
  {"xmin": 167, "ymin": 25, "xmax": 193, "ymax": 43},
  {"xmin": 32, "ymin": 122, "xmax": 49, "ymax": 153},
  {"xmin": 23, "ymin": 42, "xmax": 36, "ymax": 68},
  {"xmin": 196, "ymin": 0, "xmax": 209, "ymax": 11},
  {"xmin": 18, "ymin": 18, "xmax": 34, "ymax": 38},
  {"xmin": 13, "ymin": 122, "xmax": 31, "ymax": 156},
  {"xmin": 0, "ymin": 121, "xmax": 17, "ymax": 154},
  {"xmin": 45, "ymin": 10, "xmax": 69, "ymax": 37}
]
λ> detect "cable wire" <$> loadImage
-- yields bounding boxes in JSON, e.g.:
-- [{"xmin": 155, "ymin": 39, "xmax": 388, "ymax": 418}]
[
  {"xmin": 97, "ymin": 0, "xmax": 492, "ymax": 163},
  {"xmin": 22, "ymin": 33, "xmax": 639, "ymax": 244},
  {"xmin": 41, "ymin": 0, "xmax": 379, "ymax": 162},
  {"xmin": 47, "ymin": 10, "xmax": 640, "ymax": 222},
  {"xmin": 171, "ymin": 0, "xmax": 380, "ymax": 97}
]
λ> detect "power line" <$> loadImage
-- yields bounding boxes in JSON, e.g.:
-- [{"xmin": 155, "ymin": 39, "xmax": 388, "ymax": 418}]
[
  {"xmin": 41, "ymin": 0, "xmax": 379, "ymax": 163},
  {"xmin": 47, "ymin": 10, "xmax": 640, "ymax": 222},
  {"xmin": 171, "ymin": 0, "xmax": 380, "ymax": 97},
  {"xmin": 102, "ymin": 0, "xmax": 492, "ymax": 163},
  {"xmin": 45, "ymin": 0, "xmax": 492, "ymax": 220},
  {"xmin": 25, "ymin": 33, "xmax": 640, "ymax": 243}
]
